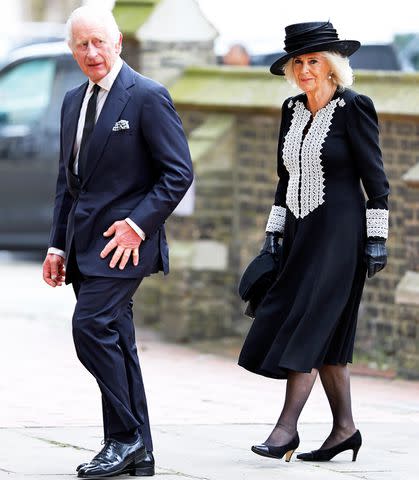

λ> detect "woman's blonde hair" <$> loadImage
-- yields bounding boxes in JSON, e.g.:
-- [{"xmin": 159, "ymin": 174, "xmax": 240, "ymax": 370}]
[{"xmin": 283, "ymin": 51, "xmax": 354, "ymax": 90}]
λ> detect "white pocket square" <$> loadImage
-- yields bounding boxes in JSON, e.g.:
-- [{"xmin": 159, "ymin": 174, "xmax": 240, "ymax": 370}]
[{"xmin": 112, "ymin": 119, "xmax": 130, "ymax": 131}]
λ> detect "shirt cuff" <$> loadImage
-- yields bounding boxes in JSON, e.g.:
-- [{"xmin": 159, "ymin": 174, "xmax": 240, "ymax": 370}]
[
  {"xmin": 125, "ymin": 218, "xmax": 146, "ymax": 240},
  {"xmin": 48, "ymin": 247, "xmax": 66, "ymax": 258}
]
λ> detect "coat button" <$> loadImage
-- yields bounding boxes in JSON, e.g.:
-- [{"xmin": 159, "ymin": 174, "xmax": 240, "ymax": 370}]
[{"xmin": 81, "ymin": 189, "xmax": 86, "ymax": 194}]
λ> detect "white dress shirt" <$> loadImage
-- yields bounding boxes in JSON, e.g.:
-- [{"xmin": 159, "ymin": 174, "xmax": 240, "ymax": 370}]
[{"xmin": 48, "ymin": 57, "xmax": 145, "ymax": 259}]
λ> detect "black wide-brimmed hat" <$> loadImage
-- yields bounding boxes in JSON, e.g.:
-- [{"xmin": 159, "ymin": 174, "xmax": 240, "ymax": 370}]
[{"xmin": 270, "ymin": 21, "xmax": 360, "ymax": 76}]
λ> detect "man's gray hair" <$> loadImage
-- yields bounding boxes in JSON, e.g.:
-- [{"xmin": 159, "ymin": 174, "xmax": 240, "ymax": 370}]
[
  {"xmin": 66, "ymin": 5, "xmax": 121, "ymax": 47},
  {"xmin": 283, "ymin": 51, "xmax": 354, "ymax": 90}
]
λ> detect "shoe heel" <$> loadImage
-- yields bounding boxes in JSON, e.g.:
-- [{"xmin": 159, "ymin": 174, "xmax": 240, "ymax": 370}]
[
  {"xmin": 130, "ymin": 465, "xmax": 155, "ymax": 476},
  {"xmin": 134, "ymin": 449, "xmax": 147, "ymax": 464},
  {"xmin": 285, "ymin": 449, "xmax": 295, "ymax": 462},
  {"xmin": 352, "ymin": 446, "xmax": 360, "ymax": 462}
]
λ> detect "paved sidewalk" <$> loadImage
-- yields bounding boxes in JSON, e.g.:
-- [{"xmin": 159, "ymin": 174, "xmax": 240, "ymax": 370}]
[{"xmin": 1, "ymin": 255, "xmax": 419, "ymax": 479}]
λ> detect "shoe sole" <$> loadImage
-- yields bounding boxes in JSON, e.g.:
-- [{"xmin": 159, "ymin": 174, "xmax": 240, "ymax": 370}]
[
  {"xmin": 251, "ymin": 446, "xmax": 296, "ymax": 461},
  {"xmin": 78, "ymin": 466, "xmax": 154, "ymax": 478}
]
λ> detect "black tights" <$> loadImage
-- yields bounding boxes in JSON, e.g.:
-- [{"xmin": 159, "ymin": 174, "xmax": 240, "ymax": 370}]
[
  {"xmin": 265, "ymin": 369, "xmax": 317, "ymax": 445},
  {"xmin": 265, "ymin": 365, "xmax": 356, "ymax": 448},
  {"xmin": 319, "ymin": 364, "xmax": 357, "ymax": 448}
]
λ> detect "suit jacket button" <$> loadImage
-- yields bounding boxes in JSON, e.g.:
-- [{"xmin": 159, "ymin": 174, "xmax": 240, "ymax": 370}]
[{"xmin": 81, "ymin": 189, "xmax": 86, "ymax": 194}]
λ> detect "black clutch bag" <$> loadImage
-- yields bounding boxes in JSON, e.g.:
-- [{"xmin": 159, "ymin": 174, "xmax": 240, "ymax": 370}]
[{"xmin": 238, "ymin": 250, "xmax": 280, "ymax": 317}]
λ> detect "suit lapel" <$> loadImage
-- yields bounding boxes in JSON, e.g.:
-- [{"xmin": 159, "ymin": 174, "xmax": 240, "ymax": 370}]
[
  {"xmin": 82, "ymin": 63, "xmax": 135, "ymax": 185},
  {"xmin": 62, "ymin": 82, "xmax": 87, "ymax": 169}
]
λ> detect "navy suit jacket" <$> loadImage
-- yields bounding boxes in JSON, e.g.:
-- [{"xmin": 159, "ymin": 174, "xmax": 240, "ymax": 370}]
[{"xmin": 48, "ymin": 62, "xmax": 193, "ymax": 282}]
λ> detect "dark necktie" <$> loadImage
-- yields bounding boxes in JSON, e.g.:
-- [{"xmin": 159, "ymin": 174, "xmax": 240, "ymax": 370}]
[{"xmin": 78, "ymin": 84, "xmax": 100, "ymax": 180}]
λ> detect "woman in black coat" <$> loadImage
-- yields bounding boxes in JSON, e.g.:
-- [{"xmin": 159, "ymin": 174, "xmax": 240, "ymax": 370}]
[{"xmin": 238, "ymin": 21, "xmax": 389, "ymax": 463}]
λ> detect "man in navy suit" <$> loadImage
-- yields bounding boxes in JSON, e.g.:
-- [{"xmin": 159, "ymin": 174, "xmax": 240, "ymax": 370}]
[{"xmin": 42, "ymin": 6, "xmax": 193, "ymax": 478}]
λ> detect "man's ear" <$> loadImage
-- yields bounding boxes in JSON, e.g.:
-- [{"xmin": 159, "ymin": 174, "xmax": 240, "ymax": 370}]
[{"xmin": 116, "ymin": 32, "xmax": 123, "ymax": 54}]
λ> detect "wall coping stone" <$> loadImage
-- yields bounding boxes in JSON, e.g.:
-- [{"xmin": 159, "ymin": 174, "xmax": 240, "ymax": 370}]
[
  {"xmin": 402, "ymin": 162, "xmax": 419, "ymax": 188},
  {"xmin": 395, "ymin": 271, "xmax": 419, "ymax": 306},
  {"xmin": 113, "ymin": 0, "xmax": 159, "ymax": 36},
  {"xmin": 170, "ymin": 66, "xmax": 419, "ymax": 117},
  {"xmin": 188, "ymin": 114, "xmax": 235, "ymax": 166}
]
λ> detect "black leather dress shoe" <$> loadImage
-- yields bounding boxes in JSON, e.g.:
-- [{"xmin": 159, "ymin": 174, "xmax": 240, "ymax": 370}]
[
  {"xmin": 78, "ymin": 437, "xmax": 146, "ymax": 478},
  {"xmin": 77, "ymin": 452, "xmax": 155, "ymax": 477},
  {"xmin": 251, "ymin": 433, "xmax": 300, "ymax": 462}
]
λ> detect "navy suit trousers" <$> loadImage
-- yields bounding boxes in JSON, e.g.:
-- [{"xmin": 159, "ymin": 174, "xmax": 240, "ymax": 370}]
[{"xmin": 71, "ymin": 269, "xmax": 152, "ymax": 451}]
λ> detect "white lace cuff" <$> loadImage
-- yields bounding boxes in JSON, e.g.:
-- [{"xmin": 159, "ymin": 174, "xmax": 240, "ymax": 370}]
[
  {"xmin": 266, "ymin": 205, "xmax": 286, "ymax": 233},
  {"xmin": 366, "ymin": 208, "xmax": 389, "ymax": 239}
]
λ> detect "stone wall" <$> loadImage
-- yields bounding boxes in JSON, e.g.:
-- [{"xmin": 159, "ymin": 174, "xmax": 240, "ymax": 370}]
[
  {"xmin": 121, "ymin": 39, "xmax": 217, "ymax": 87},
  {"xmin": 139, "ymin": 40, "xmax": 217, "ymax": 86},
  {"xmin": 114, "ymin": 0, "xmax": 218, "ymax": 87}
]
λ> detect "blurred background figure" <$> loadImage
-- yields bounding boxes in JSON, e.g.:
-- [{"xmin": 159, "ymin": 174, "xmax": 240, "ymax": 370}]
[{"xmin": 222, "ymin": 44, "xmax": 250, "ymax": 66}]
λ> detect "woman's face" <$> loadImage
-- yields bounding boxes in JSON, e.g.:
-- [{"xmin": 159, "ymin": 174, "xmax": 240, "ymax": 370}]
[{"xmin": 292, "ymin": 52, "xmax": 331, "ymax": 94}]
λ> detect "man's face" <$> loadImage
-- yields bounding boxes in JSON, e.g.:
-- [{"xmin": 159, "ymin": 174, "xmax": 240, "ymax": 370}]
[{"xmin": 70, "ymin": 17, "xmax": 122, "ymax": 83}]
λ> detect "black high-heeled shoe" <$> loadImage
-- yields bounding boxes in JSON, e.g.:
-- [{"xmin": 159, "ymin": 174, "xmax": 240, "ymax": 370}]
[
  {"xmin": 297, "ymin": 430, "xmax": 362, "ymax": 462},
  {"xmin": 251, "ymin": 433, "xmax": 300, "ymax": 462}
]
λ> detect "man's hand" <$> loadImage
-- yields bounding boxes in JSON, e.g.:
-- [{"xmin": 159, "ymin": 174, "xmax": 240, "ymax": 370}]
[
  {"xmin": 100, "ymin": 220, "xmax": 142, "ymax": 269},
  {"xmin": 43, "ymin": 254, "xmax": 66, "ymax": 287}
]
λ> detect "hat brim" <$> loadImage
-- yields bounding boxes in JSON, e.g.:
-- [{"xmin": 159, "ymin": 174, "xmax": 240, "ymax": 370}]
[{"xmin": 270, "ymin": 40, "xmax": 361, "ymax": 75}]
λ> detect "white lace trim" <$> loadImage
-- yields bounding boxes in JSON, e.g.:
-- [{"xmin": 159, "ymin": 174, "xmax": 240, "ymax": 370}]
[
  {"xmin": 366, "ymin": 208, "xmax": 389, "ymax": 239},
  {"xmin": 282, "ymin": 101, "xmax": 311, "ymax": 218},
  {"xmin": 282, "ymin": 98, "xmax": 340, "ymax": 219},
  {"xmin": 266, "ymin": 205, "xmax": 286, "ymax": 233}
]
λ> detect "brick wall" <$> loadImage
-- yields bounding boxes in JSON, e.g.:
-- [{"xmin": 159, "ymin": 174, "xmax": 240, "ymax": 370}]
[
  {"xmin": 235, "ymin": 115, "xmax": 280, "ymax": 269},
  {"xmin": 135, "ymin": 112, "xmax": 239, "ymax": 340},
  {"xmin": 357, "ymin": 117, "xmax": 419, "ymax": 373}
]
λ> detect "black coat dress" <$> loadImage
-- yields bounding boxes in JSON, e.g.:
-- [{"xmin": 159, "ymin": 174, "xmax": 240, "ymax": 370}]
[{"xmin": 238, "ymin": 88, "xmax": 390, "ymax": 379}]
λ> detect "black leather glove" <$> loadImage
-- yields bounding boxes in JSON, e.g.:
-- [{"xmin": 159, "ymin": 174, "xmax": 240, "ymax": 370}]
[
  {"xmin": 365, "ymin": 238, "xmax": 387, "ymax": 278},
  {"xmin": 261, "ymin": 232, "xmax": 282, "ymax": 259}
]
